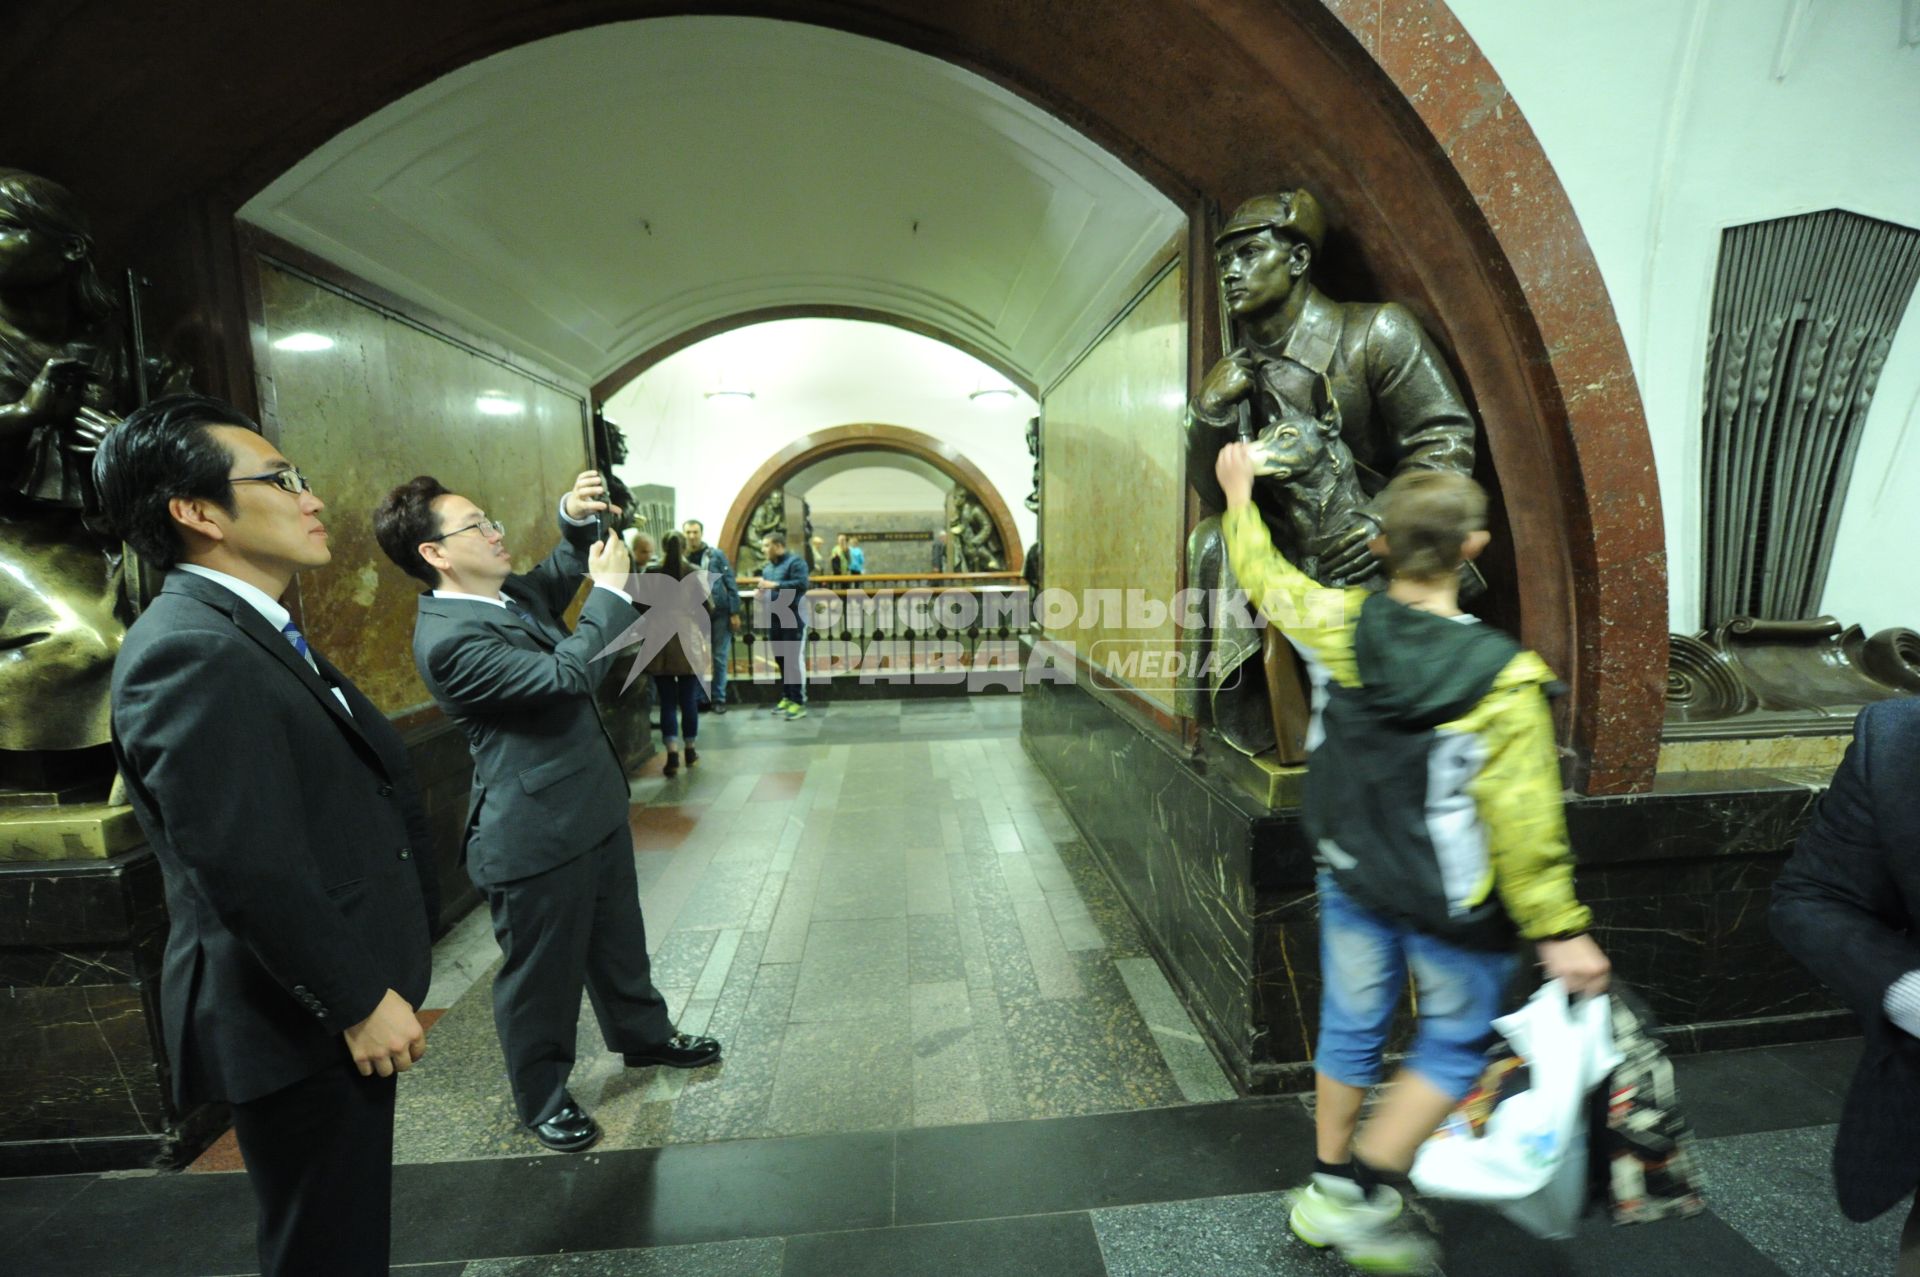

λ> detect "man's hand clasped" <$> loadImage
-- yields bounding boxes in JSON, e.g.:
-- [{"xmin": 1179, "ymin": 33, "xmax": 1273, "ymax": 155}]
[{"xmin": 343, "ymin": 987, "xmax": 428, "ymax": 1078}]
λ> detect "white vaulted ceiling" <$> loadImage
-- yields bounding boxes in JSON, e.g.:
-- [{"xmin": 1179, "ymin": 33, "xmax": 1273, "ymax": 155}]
[{"xmin": 239, "ymin": 15, "xmax": 1184, "ymax": 390}]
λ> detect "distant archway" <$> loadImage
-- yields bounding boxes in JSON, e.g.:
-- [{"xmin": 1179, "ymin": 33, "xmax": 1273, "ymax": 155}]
[{"xmin": 719, "ymin": 424, "xmax": 1024, "ymax": 575}]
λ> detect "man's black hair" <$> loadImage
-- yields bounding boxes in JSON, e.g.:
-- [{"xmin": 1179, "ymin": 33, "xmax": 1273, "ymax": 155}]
[
  {"xmin": 373, "ymin": 476, "xmax": 455, "ymax": 587},
  {"xmin": 92, "ymin": 394, "xmax": 250, "ymax": 570}
]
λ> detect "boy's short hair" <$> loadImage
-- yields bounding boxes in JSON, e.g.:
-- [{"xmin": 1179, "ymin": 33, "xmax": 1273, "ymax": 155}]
[{"xmin": 1376, "ymin": 469, "xmax": 1487, "ymax": 580}]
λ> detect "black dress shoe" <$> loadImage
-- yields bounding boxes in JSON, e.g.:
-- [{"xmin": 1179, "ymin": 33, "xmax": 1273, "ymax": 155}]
[
  {"xmin": 623, "ymin": 1032, "xmax": 722, "ymax": 1070},
  {"xmin": 529, "ymin": 1099, "xmax": 601, "ymax": 1152},
  {"xmin": 709, "ymin": 703, "xmax": 728, "ymax": 715}
]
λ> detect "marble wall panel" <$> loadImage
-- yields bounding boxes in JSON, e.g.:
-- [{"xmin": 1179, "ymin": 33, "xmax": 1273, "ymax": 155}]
[
  {"xmin": 1039, "ymin": 262, "xmax": 1188, "ymax": 712},
  {"xmin": 257, "ymin": 262, "xmax": 592, "ymax": 715}
]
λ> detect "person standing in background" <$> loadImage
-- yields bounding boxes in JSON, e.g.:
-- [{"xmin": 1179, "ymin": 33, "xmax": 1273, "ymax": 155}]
[
  {"xmin": 848, "ymin": 534, "xmax": 865, "ymax": 575},
  {"xmin": 646, "ymin": 530, "xmax": 712, "ymax": 776},
  {"xmin": 682, "ymin": 518, "xmax": 737, "ymax": 714},
  {"xmin": 932, "ymin": 530, "xmax": 949, "ymax": 572},
  {"xmin": 759, "ymin": 531, "xmax": 809, "ymax": 719}
]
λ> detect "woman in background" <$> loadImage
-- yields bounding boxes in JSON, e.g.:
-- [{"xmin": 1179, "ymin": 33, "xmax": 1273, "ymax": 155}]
[{"xmin": 644, "ymin": 531, "xmax": 712, "ymax": 777}]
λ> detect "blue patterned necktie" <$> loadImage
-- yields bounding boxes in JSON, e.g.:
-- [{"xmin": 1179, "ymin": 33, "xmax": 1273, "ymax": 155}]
[{"xmin": 280, "ymin": 620, "xmax": 315, "ymax": 669}]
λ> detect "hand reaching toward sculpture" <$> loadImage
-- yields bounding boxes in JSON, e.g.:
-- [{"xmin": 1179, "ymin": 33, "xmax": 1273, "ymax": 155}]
[{"xmin": 1215, "ymin": 442, "xmax": 1256, "ymax": 509}]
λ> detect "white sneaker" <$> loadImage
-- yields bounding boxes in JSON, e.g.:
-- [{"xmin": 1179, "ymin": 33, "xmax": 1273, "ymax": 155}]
[{"xmin": 1288, "ymin": 1173, "xmax": 1442, "ymax": 1274}]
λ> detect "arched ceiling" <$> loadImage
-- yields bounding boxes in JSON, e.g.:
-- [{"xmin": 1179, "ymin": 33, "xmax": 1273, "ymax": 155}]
[{"xmin": 238, "ymin": 15, "xmax": 1185, "ymax": 390}]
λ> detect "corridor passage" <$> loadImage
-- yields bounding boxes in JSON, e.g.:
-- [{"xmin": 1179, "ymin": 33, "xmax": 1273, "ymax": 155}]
[
  {"xmin": 381, "ymin": 693, "xmax": 1236, "ymax": 1161},
  {"xmin": 0, "ymin": 698, "xmax": 1888, "ymax": 1275}
]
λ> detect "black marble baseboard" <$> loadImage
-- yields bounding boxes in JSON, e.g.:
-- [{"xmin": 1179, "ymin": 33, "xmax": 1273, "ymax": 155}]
[
  {"xmin": 1022, "ymin": 666, "xmax": 1849, "ymax": 1093},
  {"xmin": 0, "ymin": 847, "xmax": 212, "ymax": 1175}
]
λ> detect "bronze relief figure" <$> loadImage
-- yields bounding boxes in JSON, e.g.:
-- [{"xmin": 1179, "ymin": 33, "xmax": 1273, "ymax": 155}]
[{"xmin": 1185, "ymin": 189, "xmax": 1479, "ymax": 760}]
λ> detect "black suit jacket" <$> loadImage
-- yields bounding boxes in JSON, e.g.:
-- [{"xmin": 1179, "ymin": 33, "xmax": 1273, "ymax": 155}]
[
  {"xmin": 110, "ymin": 571, "xmax": 436, "ymax": 1107},
  {"xmin": 412, "ymin": 515, "xmax": 636, "ymax": 887},
  {"xmin": 1771, "ymin": 697, "xmax": 1920, "ymax": 1222}
]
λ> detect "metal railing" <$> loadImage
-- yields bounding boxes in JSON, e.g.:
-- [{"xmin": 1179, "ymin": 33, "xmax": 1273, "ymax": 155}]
[{"xmin": 730, "ymin": 573, "xmax": 1030, "ymax": 688}]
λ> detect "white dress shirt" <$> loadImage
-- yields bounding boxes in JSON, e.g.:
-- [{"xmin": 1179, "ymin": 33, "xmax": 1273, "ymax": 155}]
[{"xmin": 176, "ymin": 563, "xmax": 352, "ymax": 715}]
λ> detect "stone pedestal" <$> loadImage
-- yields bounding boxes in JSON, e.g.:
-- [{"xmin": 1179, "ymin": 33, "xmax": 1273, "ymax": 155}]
[
  {"xmin": 0, "ymin": 845, "xmax": 220, "ymax": 1175},
  {"xmin": 1022, "ymin": 667, "xmax": 1853, "ymax": 1094}
]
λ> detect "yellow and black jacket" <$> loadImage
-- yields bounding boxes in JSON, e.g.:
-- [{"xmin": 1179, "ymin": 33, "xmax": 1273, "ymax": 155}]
[{"xmin": 1223, "ymin": 503, "xmax": 1591, "ymax": 949}]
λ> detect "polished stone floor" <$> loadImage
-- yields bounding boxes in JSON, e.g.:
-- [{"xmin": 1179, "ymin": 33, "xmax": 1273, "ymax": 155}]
[{"xmin": 0, "ymin": 698, "xmax": 1895, "ymax": 1274}]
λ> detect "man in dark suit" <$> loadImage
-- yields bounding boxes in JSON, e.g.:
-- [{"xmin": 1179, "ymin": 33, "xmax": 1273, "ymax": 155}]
[
  {"xmin": 95, "ymin": 395, "xmax": 436, "ymax": 1277},
  {"xmin": 1772, "ymin": 697, "xmax": 1920, "ymax": 1276},
  {"xmin": 373, "ymin": 470, "xmax": 719, "ymax": 1153}
]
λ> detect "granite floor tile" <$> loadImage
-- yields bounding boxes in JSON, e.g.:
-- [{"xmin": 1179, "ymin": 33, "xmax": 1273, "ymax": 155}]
[
  {"xmin": 629, "ymin": 802, "xmax": 710, "ymax": 851},
  {"xmin": 462, "ymin": 1237, "xmax": 782, "ymax": 1276},
  {"xmin": 783, "ymin": 1213, "xmax": 1106, "ymax": 1277},
  {"xmin": 668, "ymin": 962, "xmax": 795, "ymax": 1143},
  {"xmin": 1046, "ymin": 890, "xmax": 1108, "ymax": 951},
  {"xmin": 1010, "ymin": 895, "xmax": 1084, "ymax": 999},
  {"xmin": 1093, "ymin": 1187, "xmax": 1791, "ymax": 1277},
  {"xmin": 765, "ymin": 1015, "xmax": 912, "ymax": 1135},
  {"xmin": 0, "ymin": 1176, "xmax": 98, "ymax": 1266},
  {"xmin": 999, "ymin": 968, "xmax": 1185, "ymax": 1118},
  {"xmin": 907, "ymin": 912, "xmax": 966, "ymax": 985},
  {"xmin": 1695, "ymin": 1124, "xmax": 1897, "ymax": 1277},
  {"xmin": 1113, "ymin": 957, "xmax": 1239, "ymax": 1103},
  {"xmin": 894, "ymin": 1099, "xmax": 1312, "ymax": 1224},
  {"xmin": 424, "ymin": 901, "xmax": 505, "ymax": 1010},
  {"xmin": 810, "ymin": 850, "xmax": 907, "ymax": 921},
  {"xmin": 759, "ymin": 874, "xmax": 819, "ymax": 967},
  {"xmin": 669, "ymin": 858, "xmax": 770, "ymax": 931},
  {"xmin": 646, "ymin": 928, "xmax": 718, "ymax": 989},
  {"xmin": 390, "ymin": 1132, "xmax": 895, "ymax": 1262},
  {"xmin": 903, "ymin": 847, "xmax": 955, "ymax": 915},
  {"xmin": 1672, "ymin": 1047, "xmax": 1846, "ymax": 1138},
  {"xmin": 910, "ymin": 981, "xmax": 988, "ymax": 1127},
  {"xmin": 7, "ymin": 1170, "xmax": 258, "ymax": 1277},
  {"xmin": 789, "ymin": 916, "xmax": 909, "ymax": 1022}
]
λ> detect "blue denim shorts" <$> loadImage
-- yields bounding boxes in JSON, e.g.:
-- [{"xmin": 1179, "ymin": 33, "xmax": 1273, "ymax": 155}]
[{"xmin": 1314, "ymin": 871, "xmax": 1520, "ymax": 1099}]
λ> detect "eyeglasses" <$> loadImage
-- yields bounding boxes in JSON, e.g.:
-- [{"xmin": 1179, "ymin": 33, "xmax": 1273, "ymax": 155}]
[
  {"xmin": 432, "ymin": 517, "xmax": 506, "ymax": 542},
  {"xmin": 228, "ymin": 467, "xmax": 312, "ymax": 496}
]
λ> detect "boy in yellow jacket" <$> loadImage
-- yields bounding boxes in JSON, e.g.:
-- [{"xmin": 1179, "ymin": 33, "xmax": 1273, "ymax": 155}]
[{"xmin": 1216, "ymin": 443, "xmax": 1611, "ymax": 1274}]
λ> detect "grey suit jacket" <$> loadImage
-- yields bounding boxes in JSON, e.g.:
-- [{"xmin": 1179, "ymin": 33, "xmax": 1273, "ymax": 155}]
[
  {"xmin": 412, "ymin": 515, "xmax": 637, "ymax": 887},
  {"xmin": 111, "ymin": 571, "xmax": 436, "ymax": 1105}
]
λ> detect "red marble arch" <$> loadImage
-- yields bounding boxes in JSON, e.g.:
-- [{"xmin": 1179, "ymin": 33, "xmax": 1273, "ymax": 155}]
[
  {"xmin": 717, "ymin": 424, "xmax": 1025, "ymax": 577},
  {"xmin": 7, "ymin": 0, "xmax": 1665, "ymax": 790}
]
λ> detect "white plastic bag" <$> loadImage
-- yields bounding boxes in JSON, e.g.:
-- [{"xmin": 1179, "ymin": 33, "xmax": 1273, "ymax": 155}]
[{"xmin": 1409, "ymin": 980, "xmax": 1623, "ymax": 1239}]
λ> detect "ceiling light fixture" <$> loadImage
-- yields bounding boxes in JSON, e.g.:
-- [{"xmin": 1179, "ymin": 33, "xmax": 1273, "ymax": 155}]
[
  {"xmin": 475, "ymin": 393, "xmax": 525, "ymax": 417},
  {"xmin": 968, "ymin": 385, "xmax": 1017, "ymax": 406},
  {"xmin": 703, "ymin": 388, "xmax": 756, "ymax": 402},
  {"xmin": 272, "ymin": 332, "xmax": 335, "ymax": 353}
]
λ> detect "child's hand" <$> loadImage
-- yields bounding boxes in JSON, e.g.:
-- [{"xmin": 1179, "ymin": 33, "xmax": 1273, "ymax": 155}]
[
  {"xmin": 1215, "ymin": 442, "xmax": 1256, "ymax": 509},
  {"xmin": 1536, "ymin": 934, "xmax": 1612, "ymax": 995}
]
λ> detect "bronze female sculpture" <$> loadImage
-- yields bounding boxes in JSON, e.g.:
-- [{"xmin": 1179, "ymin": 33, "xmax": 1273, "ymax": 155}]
[{"xmin": 0, "ymin": 170, "xmax": 146, "ymax": 759}]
